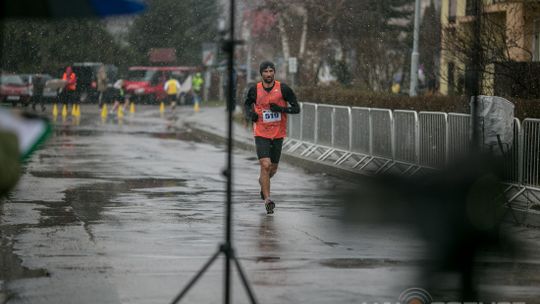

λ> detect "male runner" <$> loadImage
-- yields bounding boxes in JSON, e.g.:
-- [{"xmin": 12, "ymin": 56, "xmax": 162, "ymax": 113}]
[{"xmin": 244, "ymin": 61, "xmax": 300, "ymax": 214}]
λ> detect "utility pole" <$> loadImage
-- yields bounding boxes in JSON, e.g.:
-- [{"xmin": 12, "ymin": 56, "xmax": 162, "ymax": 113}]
[{"xmin": 409, "ymin": 0, "xmax": 421, "ymax": 96}]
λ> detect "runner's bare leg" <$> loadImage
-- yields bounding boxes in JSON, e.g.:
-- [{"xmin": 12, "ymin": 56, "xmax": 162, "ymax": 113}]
[{"xmin": 259, "ymin": 158, "xmax": 272, "ymax": 200}]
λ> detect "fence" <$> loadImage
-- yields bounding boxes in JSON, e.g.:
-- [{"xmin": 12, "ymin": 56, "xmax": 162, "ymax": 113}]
[
  {"xmin": 522, "ymin": 119, "xmax": 540, "ymax": 187},
  {"xmin": 284, "ymin": 103, "xmax": 540, "ymax": 196}
]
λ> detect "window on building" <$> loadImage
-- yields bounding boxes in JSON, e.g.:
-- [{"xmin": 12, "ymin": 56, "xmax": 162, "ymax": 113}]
[
  {"xmin": 534, "ymin": 19, "xmax": 540, "ymax": 62},
  {"xmin": 449, "ymin": 0, "xmax": 457, "ymax": 23},
  {"xmin": 465, "ymin": 0, "xmax": 475, "ymax": 16},
  {"xmin": 448, "ymin": 62, "xmax": 455, "ymax": 94}
]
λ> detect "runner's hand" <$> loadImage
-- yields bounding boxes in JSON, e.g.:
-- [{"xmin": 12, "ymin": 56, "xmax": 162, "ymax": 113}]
[
  {"xmin": 251, "ymin": 112, "xmax": 259, "ymax": 122},
  {"xmin": 269, "ymin": 103, "xmax": 284, "ymax": 112}
]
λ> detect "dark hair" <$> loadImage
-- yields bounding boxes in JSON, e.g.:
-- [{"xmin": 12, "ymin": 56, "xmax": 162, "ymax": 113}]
[{"xmin": 259, "ymin": 61, "xmax": 275, "ymax": 74}]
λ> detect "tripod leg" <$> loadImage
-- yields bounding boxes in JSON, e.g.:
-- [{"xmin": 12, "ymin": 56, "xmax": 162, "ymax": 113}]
[
  {"xmin": 170, "ymin": 249, "xmax": 222, "ymax": 304},
  {"xmin": 232, "ymin": 254, "xmax": 259, "ymax": 304}
]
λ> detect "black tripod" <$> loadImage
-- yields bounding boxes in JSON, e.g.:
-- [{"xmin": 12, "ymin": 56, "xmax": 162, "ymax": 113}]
[{"xmin": 170, "ymin": 0, "xmax": 258, "ymax": 303}]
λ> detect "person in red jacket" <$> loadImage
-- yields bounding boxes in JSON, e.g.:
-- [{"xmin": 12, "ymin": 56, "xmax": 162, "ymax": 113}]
[
  {"xmin": 61, "ymin": 66, "xmax": 77, "ymax": 105},
  {"xmin": 244, "ymin": 61, "xmax": 300, "ymax": 214}
]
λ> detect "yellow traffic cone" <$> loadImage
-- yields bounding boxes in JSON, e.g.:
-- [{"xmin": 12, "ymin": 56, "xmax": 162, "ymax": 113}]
[
  {"xmin": 52, "ymin": 103, "xmax": 58, "ymax": 116},
  {"xmin": 118, "ymin": 105, "xmax": 124, "ymax": 118},
  {"xmin": 194, "ymin": 100, "xmax": 200, "ymax": 112},
  {"xmin": 61, "ymin": 104, "xmax": 68, "ymax": 117},
  {"xmin": 159, "ymin": 101, "xmax": 165, "ymax": 113},
  {"xmin": 129, "ymin": 102, "xmax": 135, "ymax": 114},
  {"xmin": 101, "ymin": 104, "xmax": 108, "ymax": 119}
]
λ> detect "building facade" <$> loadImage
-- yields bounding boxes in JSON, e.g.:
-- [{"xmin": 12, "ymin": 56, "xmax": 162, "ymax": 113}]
[{"xmin": 439, "ymin": 0, "xmax": 540, "ymax": 96}]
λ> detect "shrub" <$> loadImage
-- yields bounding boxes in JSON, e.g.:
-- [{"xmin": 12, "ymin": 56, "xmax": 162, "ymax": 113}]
[{"xmin": 296, "ymin": 87, "xmax": 540, "ymax": 120}]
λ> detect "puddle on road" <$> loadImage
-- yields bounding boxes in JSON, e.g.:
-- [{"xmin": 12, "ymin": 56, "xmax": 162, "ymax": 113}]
[
  {"xmin": 319, "ymin": 258, "xmax": 417, "ymax": 269},
  {"xmin": 0, "ymin": 219, "xmax": 50, "ymax": 298},
  {"xmin": 30, "ymin": 171, "xmax": 96, "ymax": 179},
  {"xmin": 0, "ymin": 176, "xmax": 191, "ymax": 288}
]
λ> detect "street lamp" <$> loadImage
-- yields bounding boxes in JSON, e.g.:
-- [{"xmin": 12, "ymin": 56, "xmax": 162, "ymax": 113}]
[{"xmin": 409, "ymin": 0, "xmax": 421, "ymax": 97}]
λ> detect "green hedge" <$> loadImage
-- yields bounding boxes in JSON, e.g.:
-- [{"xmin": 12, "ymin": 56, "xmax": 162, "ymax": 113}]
[{"xmin": 296, "ymin": 87, "xmax": 540, "ymax": 120}]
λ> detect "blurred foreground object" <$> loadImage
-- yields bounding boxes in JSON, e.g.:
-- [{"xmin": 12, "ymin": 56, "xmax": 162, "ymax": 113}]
[
  {"xmin": 0, "ymin": 128, "xmax": 20, "ymax": 195},
  {"xmin": 0, "ymin": 110, "xmax": 52, "ymax": 161},
  {"xmin": 0, "ymin": 110, "xmax": 51, "ymax": 197},
  {"xmin": 2, "ymin": 0, "xmax": 145, "ymax": 18},
  {"xmin": 344, "ymin": 152, "xmax": 513, "ymax": 300}
]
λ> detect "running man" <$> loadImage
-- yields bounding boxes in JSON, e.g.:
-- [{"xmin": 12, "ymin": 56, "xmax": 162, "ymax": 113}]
[{"xmin": 244, "ymin": 61, "xmax": 300, "ymax": 214}]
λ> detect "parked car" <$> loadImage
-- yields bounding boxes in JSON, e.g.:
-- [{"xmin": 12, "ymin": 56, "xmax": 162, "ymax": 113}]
[
  {"xmin": 20, "ymin": 74, "xmax": 59, "ymax": 102},
  {"xmin": 0, "ymin": 74, "xmax": 31, "ymax": 106}
]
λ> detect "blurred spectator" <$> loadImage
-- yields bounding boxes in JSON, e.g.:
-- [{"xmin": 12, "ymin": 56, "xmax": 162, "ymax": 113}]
[
  {"xmin": 192, "ymin": 72, "xmax": 204, "ymax": 104},
  {"xmin": 61, "ymin": 66, "xmax": 77, "ymax": 105},
  {"xmin": 31, "ymin": 74, "xmax": 46, "ymax": 112},
  {"xmin": 97, "ymin": 65, "xmax": 108, "ymax": 108},
  {"xmin": 164, "ymin": 76, "xmax": 181, "ymax": 110}
]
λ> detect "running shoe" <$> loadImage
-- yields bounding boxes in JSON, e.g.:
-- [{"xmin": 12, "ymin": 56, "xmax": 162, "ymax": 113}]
[{"xmin": 265, "ymin": 200, "xmax": 275, "ymax": 214}]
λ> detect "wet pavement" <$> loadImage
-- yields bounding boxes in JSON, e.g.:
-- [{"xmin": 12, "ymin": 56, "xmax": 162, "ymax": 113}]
[{"xmin": 1, "ymin": 104, "xmax": 540, "ymax": 304}]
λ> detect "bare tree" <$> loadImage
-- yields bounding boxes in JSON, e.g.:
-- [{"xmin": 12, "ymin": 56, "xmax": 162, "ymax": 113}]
[
  {"xmin": 245, "ymin": 0, "xmax": 413, "ymax": 90},
  {"xmin": 441, "ymin": 2, "xmax": 540, "ymax": 98}
]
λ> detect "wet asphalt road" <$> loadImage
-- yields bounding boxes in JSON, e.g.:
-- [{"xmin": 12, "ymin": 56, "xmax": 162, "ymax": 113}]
[{"xmin": 1, "ymin": 105, "xmax": 540, "ymax": 304}]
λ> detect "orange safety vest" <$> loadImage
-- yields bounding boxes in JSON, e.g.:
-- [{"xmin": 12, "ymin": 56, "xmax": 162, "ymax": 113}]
[
  {"xmin": 253, "ymin": 81, "xmax": 288, "ymax": 139},
  {"xmin": 62, "ymin": 72, "xmax": 77, "ymax": 91}
]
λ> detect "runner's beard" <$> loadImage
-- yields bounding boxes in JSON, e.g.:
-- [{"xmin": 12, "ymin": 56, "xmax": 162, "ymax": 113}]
[{"xmin": 263, "ymin": 76, "xmax": 274, "ymax": 84}]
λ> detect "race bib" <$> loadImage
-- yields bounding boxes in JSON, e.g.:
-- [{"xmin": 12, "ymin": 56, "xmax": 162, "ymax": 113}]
[{"xmin": 262, "ymin": 110, "xmax": 281, "ymax": 123}]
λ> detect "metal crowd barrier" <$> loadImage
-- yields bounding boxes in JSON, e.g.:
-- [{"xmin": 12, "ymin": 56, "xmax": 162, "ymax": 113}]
[
  {"xmin": 316, "ymin": 104, "xmax": 333, "ymax": 147},
  {"xmin": 370, "ymin": 108, "xmax": 393, "ymax": 160},
  {"xmin": 287, "ymin": 103, "xmax": 302, "ymax": 140},
  {"xmin": 283, "ymin": 102, "xmax": 540, "ymax": 196},
  {"xmin": 418, "ymin": 112, "xmax": 448, "ymax": 168},
  {"xmin": 503, "ymin": 118, "xmax": 521, "ymax": 184},
  {"xmin": 351, "ymin": 107, "xmax": 371, "ymax": 155},
  {"xmin": 522, "ymin": 119, "xmax": 540, "ymax": 188},
  {"xmin": 393, "ymin": 110, "xmax": 418, "ymax": 164},
  {"xmin": 301, "ymin": 103, "xmax": 317, "ymax": 144},
  {"xmin": 333, "ymin": 106, "xmax": 351, "ymax": 151},
  {"xmin": 447, "ymin": 113, "xmax": 471, "ymax": 162}
]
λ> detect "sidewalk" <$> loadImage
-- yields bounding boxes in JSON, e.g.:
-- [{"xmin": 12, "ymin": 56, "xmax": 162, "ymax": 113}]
[
  {"xmin": 181, "ymin": 105, "xmax": 254, "ymax": 146},
  {"xmin": 178, "ymin": 105, "xmax": 366, "ymax": 181}
]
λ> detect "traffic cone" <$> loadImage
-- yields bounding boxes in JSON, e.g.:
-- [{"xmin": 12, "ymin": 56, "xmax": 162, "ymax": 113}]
[
  {"xmin": 52, "ymin": 103, "xmax": 58, "ymax": 116},
  {"xmin": 117, "ymin": 105, "xmax": 124, "ymax": 118},
  {"xmin": 159, "ymin": 101, "xmax": 165, "ymax": 113},
  {"xmin": 194, "ymin": 100, "xmax": 200, "ymax": 112},
  {"xmin": 101, "ymin": 104, "xmax": 108, "ymax": 119},
  {"xmin": 130, "ymin": 102, "xmax": 135, "ymax": 114},
  {"xmin": 61, "ymin": 104, "xmax": 68, "ymax": 117}
]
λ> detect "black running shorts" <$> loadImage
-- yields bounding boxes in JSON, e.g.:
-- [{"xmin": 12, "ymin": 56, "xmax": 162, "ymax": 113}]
[{"xmin": 255, "ymin": 137, "xmax": 284, "ymax": 164}]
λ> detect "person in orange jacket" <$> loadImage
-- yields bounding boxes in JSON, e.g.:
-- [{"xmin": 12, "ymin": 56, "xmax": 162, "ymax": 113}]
[
  {"xmin": 243, "ymin": 61, "xmax": 300, "ymax": 214},
  {"xmin": 61, "ymin": 66, "xmax": 77, "ymax": 105}
]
